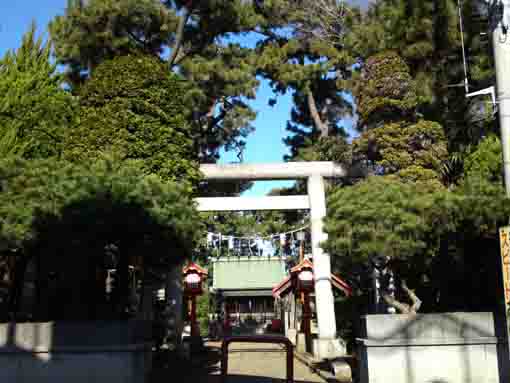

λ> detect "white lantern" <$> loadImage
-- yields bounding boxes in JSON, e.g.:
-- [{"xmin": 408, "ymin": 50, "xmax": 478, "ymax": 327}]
[
  {"xmin": 297, "ymin": 270, "xmax": 314, "ymax": 292},
  {"xmin": 184, "ymin": 272, "xmax": 202, "ymax": 294}
]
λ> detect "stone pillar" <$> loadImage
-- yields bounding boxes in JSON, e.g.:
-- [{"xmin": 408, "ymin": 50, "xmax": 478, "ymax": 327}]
[{"xmin": 308, "ymin": 175, "xmax": 345, "ymax": 359}]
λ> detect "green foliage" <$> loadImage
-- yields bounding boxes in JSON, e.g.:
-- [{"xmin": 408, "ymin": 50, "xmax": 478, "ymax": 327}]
[
  {"xmin": 353, "ymin": 120, "xmax": 448, "ymax": 183},
  {"xmin": 179, "ymin": 42, "xmax": 259, "ymax": 159},
  {"xmin": 347, "ymin": 0, "xmax": 456, "ymax": 104},
  {"xmin": 0, "ymin": 155, "xmax": 202, "ymax": 320},
  {"xmin": 0, "ymin": 24, "xmax": 76, "ymax": 159},
  {"xmin": 325, "ymin": 176, "xmax": 453, "ymax": 271},
  {"xmin": 64, "ymin": 55, "xmax": 200, "ymax": 187},
  {"xmin": 353, "ymin": 51, "xmax": 418, "ymax": 128},
  {"xmin": 196, "ymin": 288, "xmax": 211, "ymax": 336},
  {"xmin": 349, "ymin": 52, "xmax": 448, "ymax": 184},
  {"xmin": 456, "ymin": 135, "xmax": 509, "ymax": 236},
  {"xmin": 0, "ymin": 156, "xmax": 201, "ymax": 258},
  {"xmin": 49, "ymin": 0, "xmax": 266, "ymax": 160},
  {"xmin": 455, "ymin": 174, "xmax": 509, "ymax": 237},
  {"xmin": 200, "ymin": 210, "xmax": 296, "ymax": 243},
  {"xmin": 295, "ymin": 136, "xmax": 352, "ymax": 165},
  {"xmin": 463, "ymin": 135, "xmax": 503, "ymax": 183},
  {"xmin": 254, "ymin": 1, "xmax": 354, "ymax": 159},
  {"xmin": 49, "ymin": 0, "xmax": 175, "ymax": 84},
  {"xmin": 347, "ymin": 0, "xmax": 494, "ymax": 149}
]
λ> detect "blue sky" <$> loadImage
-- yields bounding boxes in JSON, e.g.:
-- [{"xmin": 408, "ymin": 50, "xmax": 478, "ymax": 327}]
[
  {"xmin": 0, "ymin": 0, "xmax": 360, "ymax": 196},
  {"xmin": 0, "ymin": 1, "xmax": 62, "ymax": 57}
]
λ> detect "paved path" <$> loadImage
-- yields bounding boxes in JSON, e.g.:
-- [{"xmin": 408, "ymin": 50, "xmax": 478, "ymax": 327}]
[
  {"xmin": 207, "ymin": 341, "xmax": 326, "ymax": 383},
  {"xmin": 151, "ymin": 341, "xmax": 331, "ymax": 383}
]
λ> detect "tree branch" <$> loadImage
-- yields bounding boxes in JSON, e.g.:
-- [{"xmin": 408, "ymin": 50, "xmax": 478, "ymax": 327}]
[
  {"xmin": 125, "ymin": 30, "xmax": 150, "ymax": 52},
  {"xmin": 382, "ymin": 293, "xmax": 412, "ymax": 314},
  {"xmin": 382, "ymin": 280, "xmax": 422, "ymax": 315},
  {"xmin": 168, "ymin": 1, "xmax": 193, "ymax": 68},
  {"xmin": 199, "ymin": 99, "xmax": 224, "ymax": 133},
  {"xmin": 206, "ymin": 99, "xmax": 228, "ymax": 130},
  {"xmin": 1, "ymin": 112, "xmax": 61, "ymax": 145},
  {"xmin": 0, "ymin": 111, "xmax": 15, "ymax": 119},
  {"xmin": 402, "ymin": 280, "xmax": 422, "ymax": 313},
  {"xmin": 254, "ymin": 28, "xmax": 288, "ymax": 44},
  {"xmin": 292, "ymin": 0, "xmax": 350, "ymax": 45}
]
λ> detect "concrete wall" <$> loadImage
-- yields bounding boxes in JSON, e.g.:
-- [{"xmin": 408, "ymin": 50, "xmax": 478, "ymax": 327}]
[
  {"xmin": 0, "ymin": 321, "xmax": 152, "ymax": 383},
  {"xmin": 357, "ymin": 312, "xmax": 502, "ymax": 383}
]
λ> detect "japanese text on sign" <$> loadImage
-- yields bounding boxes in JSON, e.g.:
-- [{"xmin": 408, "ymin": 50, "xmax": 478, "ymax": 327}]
[{"xmin": 499, "ymin": 227, "xmax": 510, "ymax": 307}]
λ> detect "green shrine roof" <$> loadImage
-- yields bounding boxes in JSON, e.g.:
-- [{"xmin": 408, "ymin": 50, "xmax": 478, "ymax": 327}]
[{"xmin": 212, "ymin": 257, "xmax": 287, "ymax": 291}]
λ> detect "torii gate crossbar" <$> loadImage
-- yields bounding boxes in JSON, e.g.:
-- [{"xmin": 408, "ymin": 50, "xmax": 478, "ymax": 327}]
[{"xmin": 195, "ymin": 161, "xmax": 346, "ymax": 359}]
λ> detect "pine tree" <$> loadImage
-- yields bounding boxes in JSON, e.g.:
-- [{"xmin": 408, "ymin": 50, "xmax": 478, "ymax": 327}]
[
  {"xmin": 347, "ymin": 0, "xmax": 494, "ymax": 150},
  {"xmin": 325, "ymin": 50, "xmax": 507, "ymax": 313},
  {"xmin": 49, "ymin": 0, "xmax": 265, "ymax": 161},
  {"xmin": 351, "ymin": 52, "xmax": 448, "ymax": 185},
  {"xmin": 0, "ymin": 24, "xmax": 76, "ymax": 159},
  {"xmin": 49, "ymin": 0, "xmax": 176, "ymax": 83},
  {"xmin": 63, "ymin": 54, "xmax": 200, "ymax": 187},
  {"xmin": 0, "ymin": 156, "xmax": 202, "ymax": 319},
  {"xmin": 255, "ymin": 1, "xmax": 355, "ymax": 160}
]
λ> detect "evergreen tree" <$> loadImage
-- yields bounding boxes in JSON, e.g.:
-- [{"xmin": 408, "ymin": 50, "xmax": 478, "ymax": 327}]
[
  {"xmin": 255, "ymin": 0, "xmax": 355, "ymax": 160},
  {"xmin": 64, "ymin": 54, "xmax": 200, "ymax": 187},
  {"xmin": 49, "ymin": 0, "xmax": 265, "ymax": 161},
  {"xmin": 0, "ymin": 24, "xmax": 76, "ymax": 159},
  {"xmin": 347, "ymin": 0, "xmax": 494, "ymax": 150},
  {"xmin": 325, "ymin": 176, "xmax": 452, "ymax": 271},
  {"xmin": 0, "ymin": 156, "xmax": 201, "ymax": 319},
  {"xmin": 325, "ymin": 49, "xmax": 507, "ymax": 314},
  {"xmin": 352, "ymin": 52, "xmax": 448, "ymax": 185},
  {"xmin": 49, "ymin": 0, "xmax": 175, "ymax": 82}
]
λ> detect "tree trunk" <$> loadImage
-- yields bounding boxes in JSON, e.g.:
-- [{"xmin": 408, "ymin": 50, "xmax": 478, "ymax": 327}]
[
  {"xmin": 382, "ymin": 281, "xmax": 422, "ymax": 315},
  {"xmin": 402, "ymin": 281, "xmax": 422, "ymax": 312},
  {"xmin": 168, "ymin": 2, "xmax": 193, "ymax": 68},
  {"xmin": 307, "ymin": 91, "xmax": 329, "ymax": 137}
]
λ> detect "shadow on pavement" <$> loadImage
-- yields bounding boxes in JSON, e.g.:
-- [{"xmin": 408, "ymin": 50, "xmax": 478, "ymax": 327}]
[
  {"xmin": 150, "ymin": 343, "xmax": 326, "ymax": 383},
  {"xmin": 220, "ymin": 376, "xmax": 324, "ymax": 383},
  {"xmin": 150, "ymin": 345, "xmax": 222, "ymax": 383}
]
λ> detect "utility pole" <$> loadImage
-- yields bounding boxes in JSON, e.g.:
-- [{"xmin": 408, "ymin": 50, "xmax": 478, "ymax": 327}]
[
  {"xmin": 492, "ymin": 0, "xmax": 510, "ymax": 196},
  {"xmin": 492, "ymin": 3, "xmax": 510, "ymax": 378}
]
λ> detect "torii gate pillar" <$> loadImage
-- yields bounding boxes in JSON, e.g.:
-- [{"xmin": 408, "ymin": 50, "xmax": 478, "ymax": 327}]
[
  {"xmin": 308, "ymin": 175, "xmax": 345, "ymax": 358},
  {"xmin": 196, "ymin": 162, "xmax": 347, "ymax": 359}
]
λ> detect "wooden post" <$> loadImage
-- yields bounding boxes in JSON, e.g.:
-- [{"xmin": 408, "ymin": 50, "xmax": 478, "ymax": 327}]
[
  {"xmin": 190, "ymin": 295, "xmax": 198, "ymax": 337},
  {"xmin": 221, "ymin": 335, "xmax": 294, "ymax": 383},
  {"xmin": 303, "ymin": 292, "xmax": 312, "ymax": 353}
]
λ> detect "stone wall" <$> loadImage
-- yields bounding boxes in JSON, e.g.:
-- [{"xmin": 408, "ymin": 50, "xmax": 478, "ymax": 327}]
[
  {"xmin": 0, "ymin": 321, "xmax": 152, "ymax": 383},
  {"xmin": 357, "ymin": 312, "xmax": 502, "ymax": 383}
]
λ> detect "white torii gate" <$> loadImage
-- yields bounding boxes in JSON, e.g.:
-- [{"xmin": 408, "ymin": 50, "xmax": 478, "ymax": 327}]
[{"xmin": 195, "ymin": 161, "xmax": 346, "ymax": 359}]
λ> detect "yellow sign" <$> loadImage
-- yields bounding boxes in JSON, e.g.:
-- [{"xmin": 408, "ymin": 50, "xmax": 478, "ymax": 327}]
[{"xmin": 499, "ymin": 227, "xmax": 510, "ymax": 313}]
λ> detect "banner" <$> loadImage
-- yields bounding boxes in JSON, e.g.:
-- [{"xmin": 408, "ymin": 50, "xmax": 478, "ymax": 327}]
[{"xmin": 499, "ymin": 227, "xmax": 510, "ymax": 321}]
